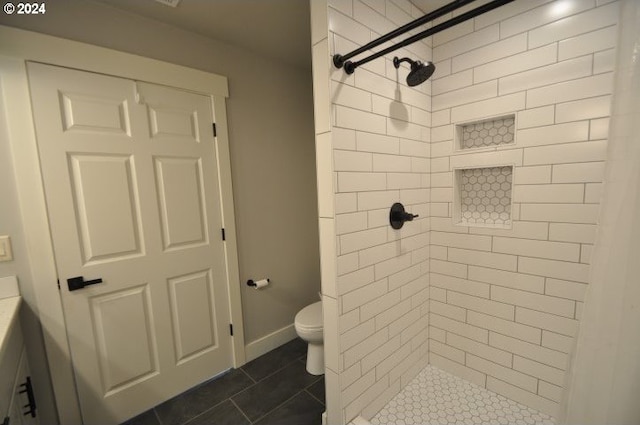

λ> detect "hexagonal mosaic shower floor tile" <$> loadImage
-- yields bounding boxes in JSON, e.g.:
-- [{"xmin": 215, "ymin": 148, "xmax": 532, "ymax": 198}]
[{"xmin": 370, "ymin": 366, "xmax": 554, "ymax": 425}]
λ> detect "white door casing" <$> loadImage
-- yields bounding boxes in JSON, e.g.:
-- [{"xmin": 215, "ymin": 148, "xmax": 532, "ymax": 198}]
[{"xmin": 27, "ymin": 63, "xmax": 232, "ymax": 423}]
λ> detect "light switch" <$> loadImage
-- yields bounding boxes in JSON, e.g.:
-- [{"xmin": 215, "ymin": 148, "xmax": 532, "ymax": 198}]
[{"xmin": 0, "ymin": 235, "xmax": 13, "ymax": 262}]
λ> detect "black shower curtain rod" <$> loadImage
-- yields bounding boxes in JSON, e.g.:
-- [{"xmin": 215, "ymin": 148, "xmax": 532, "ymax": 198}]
[
  {"xmin": 333, "ymin": 0, "xmax": 515, "ymax": 75},
  {"xmin": 332, "ymin": 0, "xmax": 475, "ymax": 69}
]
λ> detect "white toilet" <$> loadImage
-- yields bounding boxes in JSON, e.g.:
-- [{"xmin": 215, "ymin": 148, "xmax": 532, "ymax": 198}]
[{"xmin": 294, "ymin": 301, "xmax": 324, "ymax": 375}]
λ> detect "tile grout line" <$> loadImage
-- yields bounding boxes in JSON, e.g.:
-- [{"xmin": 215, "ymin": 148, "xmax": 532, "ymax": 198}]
[
  {"xmin": 241, "ymin": 352, "xmax": 302, "ymax": 385},
  {"xmin": 152, "ymin": 408, "xmax": 163, "ymax": 425},
  {"xmin": 239, "ymin": 366, "xmax": 258, "ymax": 384},
  {"xmin": 248, "ymin": 390, "xmax": 308, "ymax": 425},
  {"xmin": 177, "ymin": 369, "xmax": 261, "ymax": 425},
  {"xmin": 178, "ymin": 395, "xmax": 246, "ymax": 425},
  {"xmin": 227, "ymin": 397, "xmax": 253, "ymax": 425},
  {"xmin": 304, "ymin": 388, "xmax": 326, "ymax": 406},
  {"xmin": 226, "ymin": 350, "xmax": 315, "ymax": 415},
  {"xmin": 240, "ymin": 351, "xmax": 322, "ymax": 423}
]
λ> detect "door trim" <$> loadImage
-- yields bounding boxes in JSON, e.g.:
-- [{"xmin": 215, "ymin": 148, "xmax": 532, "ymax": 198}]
[{"xmin": 0, "ymin": 24, "xmax": 245, "ymax": 425}]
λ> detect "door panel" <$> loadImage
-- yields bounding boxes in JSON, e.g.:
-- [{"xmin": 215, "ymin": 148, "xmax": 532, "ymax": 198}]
[
  {"xmin": 27, "ymin": 63, "xmax": 232, "ymax": 424},
  {"xmin": 69, "ymin": 154, "xmax": 144, "ymax": 263},
  {"xmin": 143, "ymin": 83, "xmax": 205, "ymax": 144},
  {"xmin": 168, "ymin": 270, "xmax": 218, "ymax": 364},
  {"xmin": 90, "ymin": 285, "xmax": 158, "ymax": 395},
  {"xmin": 60, "ymin": 92, "xmax": 132, "ymax": 136},
  {"xmin": 154, "ymin": 157, "xmax": 208, "ymax": 249},
  {"xmin": 148, "ymin": 106, "xmax": 199, "ymax": 142}
]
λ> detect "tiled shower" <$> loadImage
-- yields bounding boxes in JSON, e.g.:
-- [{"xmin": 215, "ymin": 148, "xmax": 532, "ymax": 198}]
[{"xmin": 311, "ymin": 0, "xmax": 624, "ymax": 424}]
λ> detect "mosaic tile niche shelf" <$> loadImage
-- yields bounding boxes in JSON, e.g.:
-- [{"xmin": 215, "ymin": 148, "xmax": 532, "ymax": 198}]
[
  {"xmin": 454, "ymin": 166, "xmax": 513, "ymax": 227},
  {"xmin": 456, "ymin": 115, "xmax": 515, "ymax": 150}
]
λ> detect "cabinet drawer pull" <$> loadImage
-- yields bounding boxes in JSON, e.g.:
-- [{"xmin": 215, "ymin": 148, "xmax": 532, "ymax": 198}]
[{"xmin": 19, "ymin": 376, "xmax": 37, "ymax": 418}]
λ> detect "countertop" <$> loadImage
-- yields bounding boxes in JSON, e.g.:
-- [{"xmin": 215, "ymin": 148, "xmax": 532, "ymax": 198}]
[
  {"xmin": 0, "ymin": 296, "xmax": 21, "ymax": 360},
  {"xmin": 0, "ymin": 275, "xmax": 21, "ymax": 360}
]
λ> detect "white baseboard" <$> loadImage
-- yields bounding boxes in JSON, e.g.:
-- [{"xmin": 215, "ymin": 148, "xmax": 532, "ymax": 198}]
[{"xmin": 244, "ymin": 323, "xmax": 298, "ymax": 362}]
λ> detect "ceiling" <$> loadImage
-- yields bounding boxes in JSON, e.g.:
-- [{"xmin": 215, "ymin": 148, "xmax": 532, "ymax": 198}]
[{"xmin": 92, "ymin": 0, "xmax": 451, "ymax": 70}]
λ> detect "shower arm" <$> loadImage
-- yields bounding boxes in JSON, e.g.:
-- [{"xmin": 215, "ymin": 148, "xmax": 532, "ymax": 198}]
[
  {"xmin": 394, "ymin": 57, "xmax": 418, "ymax": 69},
  {"xmin": 333, "ymin": 0, "xmax": 515, "ymax": 75}
]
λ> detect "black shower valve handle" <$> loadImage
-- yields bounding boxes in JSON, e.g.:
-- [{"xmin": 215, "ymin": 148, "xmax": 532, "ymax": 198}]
[
  {"xmin": 389, "ymin": 202, "xmax": 419, "ymax": 229},
  {"xmin": 402, "ymin": 211, "xmax": 420, "ymax": 221}
]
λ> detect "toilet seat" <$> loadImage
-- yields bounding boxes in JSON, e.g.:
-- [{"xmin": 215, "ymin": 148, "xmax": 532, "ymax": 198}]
[{"xmin": 295, "ymin": 301, "xmax": 322, "ymax": 331}]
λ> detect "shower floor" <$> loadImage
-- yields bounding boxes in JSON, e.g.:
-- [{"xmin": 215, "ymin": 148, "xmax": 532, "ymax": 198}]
[{"xmin": 370, "ymin": 365, "xmax": 555, "ymax": 425}]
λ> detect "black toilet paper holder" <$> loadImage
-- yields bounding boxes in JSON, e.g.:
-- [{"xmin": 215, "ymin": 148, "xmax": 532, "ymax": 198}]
[
  {"xmin": 389, "ymin": 202, "xmax": 419, "ymax": 229},
  {"xmin": 247, "ymin": 278, "xmax": 270, "ymax": 287}
]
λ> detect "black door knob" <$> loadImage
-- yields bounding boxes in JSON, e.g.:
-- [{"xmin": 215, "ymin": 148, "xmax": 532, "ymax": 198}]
[{"xmin": 67, "ymin": 276, "xmax": 103, "ymax": 291}]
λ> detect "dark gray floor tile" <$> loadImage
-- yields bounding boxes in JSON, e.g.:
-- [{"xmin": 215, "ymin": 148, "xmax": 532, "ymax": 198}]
[
  {"xmin": 183, "ymin": 400, "xmax": 250, "ymax": 425},
  {"xmin": 155, "ymin": 369, "xmax": 253, "ymax": 425},
  {"xmin": 306, "ymin": 377, "xmax": 325, "ymax": 405},
  {"xmin": 241, "ymin": 338, "xmax": 307, "ymax": 382},
  {"xmin": 232, "ymin": 361, "xmax": 320, "ymax": 422},
  {"xmin": 121, "ymin": 409, "xmax": 161, "ymax": 425},
  {"xmin": 254, "ymin": 391, "xmax": 324, "ymax": 425}
]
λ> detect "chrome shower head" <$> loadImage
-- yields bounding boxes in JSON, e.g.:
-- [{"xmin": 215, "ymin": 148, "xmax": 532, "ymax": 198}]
[{"xmin": 393, "ymin": 56, "xmax": 436, "ymax": 86}]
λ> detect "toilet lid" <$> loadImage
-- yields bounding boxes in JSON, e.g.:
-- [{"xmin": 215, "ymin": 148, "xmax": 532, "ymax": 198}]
[{"xmin": 295, "ymin": 301, "xmax": 322, "ymax": 330}]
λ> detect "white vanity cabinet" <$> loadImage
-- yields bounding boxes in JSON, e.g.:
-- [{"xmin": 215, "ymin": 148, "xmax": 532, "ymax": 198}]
[
  {"xmin": 7, "ymin": 349, "xmax": 39, "ymax": 425},
  {"xmin": 1, "ymin": 298, "xmax": 38, "ymax": 425}
]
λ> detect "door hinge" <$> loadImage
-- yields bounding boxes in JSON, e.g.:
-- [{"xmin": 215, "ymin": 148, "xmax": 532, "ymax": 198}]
[
  {"xmin": 221, "ymin": 228, "xmax": 226, "ymax": 241},
  {"xmin": 57, "ymin": 279, "xmax": 60, "ymax": 290},
  {"xmin": 212, "ymin": 123, "xmax": 217, "ymax": 137},
  {"xmin": 229, "ymin": 324, "xmax": 234, "ymax": 336}
]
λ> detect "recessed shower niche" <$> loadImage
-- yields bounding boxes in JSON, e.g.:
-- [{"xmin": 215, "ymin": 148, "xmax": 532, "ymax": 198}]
[
  {"xmin": 456, "ymin": 114, "xmax": 515, "ymax": 151},
  {"xmin": 454, "ymin": 166, "xmax": 513, "ymax": 228}
]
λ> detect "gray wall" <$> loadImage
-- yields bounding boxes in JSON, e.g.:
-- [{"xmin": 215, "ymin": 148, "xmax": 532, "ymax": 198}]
[{"xmin": 0, "ymin": 0, "xmax": 320, "ymax": 419}]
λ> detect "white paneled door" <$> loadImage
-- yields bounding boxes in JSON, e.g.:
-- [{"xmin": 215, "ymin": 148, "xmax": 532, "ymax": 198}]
[{"xmin": 27, "ymin": 63, "xmax": 232, "ymax": 424}]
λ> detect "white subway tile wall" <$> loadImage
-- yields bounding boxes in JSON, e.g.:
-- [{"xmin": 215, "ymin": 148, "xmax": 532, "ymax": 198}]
[
  {"xmin": 429, "ymin": 1, "xmax": 618, "ymax": 418},
  {"xmin": 318, "ymin": 1, "xmax": 432, "ymax": 423},
  {"xmin": 312, "ymin": 1, "xmax": 618, "ymax": 423}
]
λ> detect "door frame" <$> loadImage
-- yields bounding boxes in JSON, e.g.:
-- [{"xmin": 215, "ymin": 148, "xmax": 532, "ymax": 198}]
[{"xmin": 0, "ymin": 25, "xmax": 246, "ymax": 424}]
